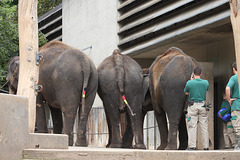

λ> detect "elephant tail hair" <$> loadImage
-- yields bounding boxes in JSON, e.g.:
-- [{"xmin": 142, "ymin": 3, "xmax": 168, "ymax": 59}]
[{"xmin": 113, "ymin": 49, "xmax": 136, "ymax": 116}]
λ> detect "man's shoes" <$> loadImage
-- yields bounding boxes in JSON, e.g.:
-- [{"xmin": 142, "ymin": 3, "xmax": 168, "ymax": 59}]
[
  {"xmin": 186, "ymin": 147, "xmax": 196, "ymax": 150},
  {"xmin": 204, "ymin": 148, "xmax": 209, "ymax": 150}
]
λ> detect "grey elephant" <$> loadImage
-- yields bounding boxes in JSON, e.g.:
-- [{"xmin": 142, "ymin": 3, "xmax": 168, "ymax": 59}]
[
  {"xmin": 149, "ymin": 47, "xmax": 199, "ymax": 150},
  {"xmin": 120, "ymin": 68, "xmax": 153, "ymax": 147},
  {"xmin": 7, "ymin": 41, "xmax": 98, "ymax": 146},
  {"xmin": 97, "ymin": 49, "xmax": 146, "ymax": 149}
]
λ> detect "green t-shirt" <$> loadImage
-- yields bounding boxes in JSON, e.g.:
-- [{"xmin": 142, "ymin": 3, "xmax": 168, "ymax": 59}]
[
  {"xmin": 184, "ymin": 78, "xmax": 209, "ymax": 101},
  {"xmin": 227, "ymin": 74, "xmax": 240, "ymax": 111}
]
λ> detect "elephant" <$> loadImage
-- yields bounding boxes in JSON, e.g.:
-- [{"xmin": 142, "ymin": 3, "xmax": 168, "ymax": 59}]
[
  {"xmin": 120, "ymin": 68, "xmax": 153, "ymax": 148},
  {"xmin": 115, "ymin": 68, "xmax": 153, "ymax": 149},
  {"xmin": 142, "ymin": 68, "xmax": 153, "ymax": 118},
  {"xmin": 149, "ymin": 47, "xmax": 199, "ymax": 150},
  {"xmin": 97, "ymin": 49, "xmax": 146, "ymax": 149},
  {"xmin": 7, "ymin": 41, "xmax": 98, "ymax": 146},
  {"xmin": 7, "ymin": 56, "xmax": 19, "ymax": 94}
]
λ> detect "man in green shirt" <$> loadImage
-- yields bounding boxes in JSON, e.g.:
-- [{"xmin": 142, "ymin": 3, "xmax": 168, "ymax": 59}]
[
  {"xmin": 226, "ymin": 62, "xmax": 240, "ymax": 150},
  {"xmin": 219, "ymin": 94, "xmax": 235, "ymax": 149},
  {"xmin": 184, "ymin": 66, "xmax": 209, "ymax": 150}
]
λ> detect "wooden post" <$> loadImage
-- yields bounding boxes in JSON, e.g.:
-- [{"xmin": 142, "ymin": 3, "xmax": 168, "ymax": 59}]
[
  {"xmin": 18, "ymin": 0, "xmax": 39, "ymax": 133},
  {"xmin": 229, "ymin": 0, "xmax": 240, "ymax": 94}
]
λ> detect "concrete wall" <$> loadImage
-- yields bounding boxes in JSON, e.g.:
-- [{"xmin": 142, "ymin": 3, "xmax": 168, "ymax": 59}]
[
  {"xmin": 62, "ymin": 0, "xmax": 119, "ymax": 66},
  {"xmin": 62, "ymin": 0, "xmax": 119, "ymax": 108}
]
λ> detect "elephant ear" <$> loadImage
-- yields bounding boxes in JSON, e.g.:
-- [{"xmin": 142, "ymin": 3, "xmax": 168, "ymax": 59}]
[
  {"xmin": 11, "ymin": 60, "xmax": 19, "ymax": 80},
  {"xmin": 13, "ymin": 60, "xmax": 19, "ymax": 79},
  {"xmin": 7, "ymin": 56, "xmax": 19, "ymax": 81}
]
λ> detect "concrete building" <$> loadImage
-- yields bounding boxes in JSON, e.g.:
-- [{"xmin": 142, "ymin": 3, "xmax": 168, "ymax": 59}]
[{"xmin": 39, "ymin": 0, "xmax": 235, "ymax": 149}]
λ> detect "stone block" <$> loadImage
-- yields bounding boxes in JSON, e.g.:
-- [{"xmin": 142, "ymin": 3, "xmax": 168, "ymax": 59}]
[
  {"xmin": 0, "ymin": 93, "xmax": 29, "ymax": 160},
  {"xmin": 29, "ymin": 133, "xmax": 68, "ymax": 149},
  {"xmin": 0, "ymin": 93, "xmax": 68, "ymax": 160}
]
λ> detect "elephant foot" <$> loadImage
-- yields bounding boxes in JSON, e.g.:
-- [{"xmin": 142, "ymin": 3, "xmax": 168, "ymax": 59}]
[
  {"xmin": 157, "ymin": 144, "xmax": 167, "ymax": 150},
  {"xmin": 165, "ymin": 144, "xmax": 177, "ymax": 150},
  {"xmin": 68, "ymin": 140, "xmax": 74, "ymax": 146},
  {"xmin": 108, "ymin": 143, "xmax": 122, "ymax": 148},
  {"xmin": 165, "ymin": 147, "xmax": 177, "ymax": 150},
  {"xmin": 122, "ymin": 143, "xmax": 133, "ymax": 149},
  {"xmin": 133, "ymin": 144, "xmax": 146, "ymax": 149},
  {"xmin": 106, "ymin": 143, "xmax": 111, "ymax": 148},
  {"xmin": 75, "ymin": 139, "xmax": 88, "ymax": 147},
  {"xmin": 178, "ymin": 144, "xmax": 188, "ymax": 150}
]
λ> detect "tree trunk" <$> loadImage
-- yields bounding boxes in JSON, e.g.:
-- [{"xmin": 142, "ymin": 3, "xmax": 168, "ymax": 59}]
[
  {"xmin": 230, "ymin": 0, "xmax": 240, "ymax": 93},
  {"xmin": 18, "ymin": 0, "xmax": 39, "ymax": 133}
]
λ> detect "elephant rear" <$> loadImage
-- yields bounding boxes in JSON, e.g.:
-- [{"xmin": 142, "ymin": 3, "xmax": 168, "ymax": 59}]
[
  {"xmin": 7, "ymin": 41, "xmax": 98, "ymax": 146},
  {"xmin": 97, "ymin": 49, "xmax": 145, "ymax": 149},
  {"xmin": 38, "ymin": 41, "xmax": 98, "ymax": 146},
  {"xmin": 39, "ymin": 41, "xmax": 97, "ymax": 109},
  {"xmin": 98, "ymin": 50, "xmax": 143, "ymax": 110},
  {"xmin": 149, "ymin": 47, "xmax": 199, "ymax": 150}
]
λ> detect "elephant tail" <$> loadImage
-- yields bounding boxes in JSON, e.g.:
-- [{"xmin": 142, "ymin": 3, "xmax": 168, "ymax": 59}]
[
  {"xmin": 113, "ymin": 49, "xmax": 125, "ymax": 96},
  {"xmin": 81, "ymin": 55, "xmax": 91, "ymax": 112},
  {"xmin": 113, "ymin": 49, "xmax": 136, "ymax": 116}
]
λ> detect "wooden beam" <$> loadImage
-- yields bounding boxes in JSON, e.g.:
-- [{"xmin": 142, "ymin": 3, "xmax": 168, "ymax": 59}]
[
  {"xmin": 18, "ymin": 0, "xmax": 39, "ymax": 133},
  {"xmin": 229, "ymin": 0, "xmax": 240, "ymax": 94}
]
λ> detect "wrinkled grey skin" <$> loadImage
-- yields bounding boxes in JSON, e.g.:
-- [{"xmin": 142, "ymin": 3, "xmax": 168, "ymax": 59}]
[
  {"xmin": 121, "ymin": 68, "xmax": 153, "ymax": 147},
  {"xmin": 142, "ymin": 69, "xmax": 153, "ymax": 119},
  {"xmin": 7, "ymin": 41, "xmax": 98, "ymax": 146},
  {"xmin": 149, "ymin": 47, "xmax": 199, "ymax": 150},
  {"xmin": 97, "ymin": 49, "xmax": 146, "ymax": 149}
]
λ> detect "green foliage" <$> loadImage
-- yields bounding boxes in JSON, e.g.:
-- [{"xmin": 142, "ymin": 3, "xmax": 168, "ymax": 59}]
[
  {"xmin": 0, "ymin": 0, "xmax": 19, "ymax": 91},
  {"xmin": 0, "ymin": 0, "xmax": 48, "ymax": 92},
  {"xmin": 38, "ymin": 0, "xmax": 62, "ymax": 17}
]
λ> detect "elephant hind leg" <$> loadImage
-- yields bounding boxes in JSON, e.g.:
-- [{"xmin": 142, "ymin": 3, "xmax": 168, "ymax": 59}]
[
  {"xmin": 49, "ymin": 106, "xmax": 63, "ymax": 134},
  {"xmin": 76, "ymin": 90, "xmax": 97, "ymax": 147},
  {"xmin": 101, "ymin": 97, "xmax": 122, "ymax": 148},
  {"xmin": 122, "ymin": 112, "xmax": 133, "ymax": 148},
  {"xmin": 178, "ymin": 113, "xmax": 188, "ymax": 150},
  {"xmin": 165, "ymin": 108, "xmax": 183, "ymax": 150},
  {"xmin": 105, "ymin": 113, "xmax": 112, "ymax": 148},
  {"xmin": 127, "ymin": 98, "xmax": 146, "ymax": 149},
  {"xmin": 36, "ymin": 103, "xmax": 48, "ymax": 133},
  {"xmin": 165, "ymin": 121, "xmax": 178, "ymax": 150},
  {"xmin": 76, "ymin": 104, "xmax": 92, "ymax": 147},
  {"xmin": 62, "ymin": 105, "xmax": 78, "ymax": 146},
  {"xmin": 154, "ymin": 107, "xmax": 168, "ymax": 150}
]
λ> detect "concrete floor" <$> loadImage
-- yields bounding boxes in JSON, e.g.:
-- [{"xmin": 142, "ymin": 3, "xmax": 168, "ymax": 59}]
[{"xmin": 22, "ymin": 147, "xmax": 240, "ymax": 160}]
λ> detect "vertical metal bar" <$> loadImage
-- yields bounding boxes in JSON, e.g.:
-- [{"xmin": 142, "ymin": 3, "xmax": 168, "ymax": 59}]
[
  {"xmin": 154, "ymin": 115, "xmax": 157, "ymax": 150},
  {"xmin": 147, "ymin": 112, "xmax": 149, "ymax": 149}
]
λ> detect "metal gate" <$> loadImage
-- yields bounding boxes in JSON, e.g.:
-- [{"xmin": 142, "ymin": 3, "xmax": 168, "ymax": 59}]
[{"xmin": 87, "ymin": 107, "xmax": 160, "ymax": 149}]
